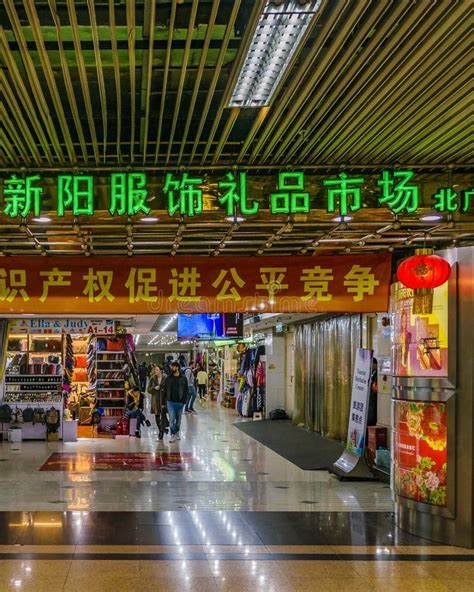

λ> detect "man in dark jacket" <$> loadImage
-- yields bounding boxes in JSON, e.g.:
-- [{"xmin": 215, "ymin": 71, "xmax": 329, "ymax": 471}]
[{"xmin": 166, "ymin": 361, "xmax": 188, "ymax": 443}]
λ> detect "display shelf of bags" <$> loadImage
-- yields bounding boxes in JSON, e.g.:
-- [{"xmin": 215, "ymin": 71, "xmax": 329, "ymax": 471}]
[
  {"xmin": 1, "ymin": 402, "xmax": 63, "ymax": 440},
  {"xmin": 6, "ymin": 335, "xmax": 64, "ymax": 377}
]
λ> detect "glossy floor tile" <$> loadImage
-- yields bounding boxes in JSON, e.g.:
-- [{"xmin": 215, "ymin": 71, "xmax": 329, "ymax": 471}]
[
  {"xmin": 0, "ymin": 403, "xmax": 392, "ymax": 512},
  {"xmin": 0, "ymin": 549, "xmax": 471, "ymax": 592},
  {"xmin": 0, "ymin": 510, "xmax": 429, "ymax": 546}
]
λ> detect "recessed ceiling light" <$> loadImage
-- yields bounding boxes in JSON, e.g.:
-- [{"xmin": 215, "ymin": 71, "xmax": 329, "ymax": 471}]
[
  {"xmin": 332, "ymin": 215, "xmax": 353, "ymax": 223},
  {"xmin": 225, "ymin": 215, "xmax": 246, "ymax": 223},
  {"xmin": 420, "ymin": 214, "xmax": 443, "ymax": 222},
  {"xmin": 31, "ymin": 216, "xmax": 51, "ymax": 223},
  {"xmin": 139, "ymin": 216, "xmax": 159, "ymax": 223}
]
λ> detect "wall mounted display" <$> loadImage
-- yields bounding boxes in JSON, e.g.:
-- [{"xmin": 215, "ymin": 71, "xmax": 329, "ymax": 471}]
[
  {"xmin": 178, "ymin": 314, "xmax": 243, "ymax": 340},
  {"xmin": 391, "ymin": 282, "xmax": 448, "ymax": 378}
]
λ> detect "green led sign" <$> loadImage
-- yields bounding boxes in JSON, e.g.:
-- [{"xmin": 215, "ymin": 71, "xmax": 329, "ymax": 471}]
[
  {"xmin": 377, "ymin": 170, "xmax": 419, "ymax": 214},
  {"xmin": 3, "ymin": 174, "xmax": 43, "ymax": 217},
  {"xmin": 270, "ymin": 172, "xmax": 310, "ymax": 214},
  {"xmin": 1, "ymin": 170, "xmax": 472, "ymax": 220},
  {"xmin": 323, "ymin": 172, "xmax": 364, "ymax": 217},
  {"xmin": 218, "ymin": 172, "xmax": 259, "ymax": 216},
  {"xmin": 164, "ymin": 172, "xmax": 203, "ymax": 217}
]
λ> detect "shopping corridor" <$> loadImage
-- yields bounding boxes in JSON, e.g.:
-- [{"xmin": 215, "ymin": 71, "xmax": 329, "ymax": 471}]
[
  {"xmin": 0, "ymin": 403, "xmax": 473, "ymax": 591},
  {"xmin": 1, "ymin": 0, "xmax": 473, "ymax": 588}
]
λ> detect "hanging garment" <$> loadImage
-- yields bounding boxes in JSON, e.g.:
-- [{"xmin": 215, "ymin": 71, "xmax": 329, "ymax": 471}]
[{"xmin": 242, "ymin": 392, "xmax": 250, "ymax": 417}]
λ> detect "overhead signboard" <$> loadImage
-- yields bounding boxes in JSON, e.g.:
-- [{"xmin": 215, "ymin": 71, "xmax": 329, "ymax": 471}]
[
  {"xmin": 9, "ymin": 318, "xmax": 115, "ymax": 335},
  {"xmin": 0, "ymin": 254, "xmax": 391, "ymax": 315},
  {"xmin": 1, "ymin": 171, "xmax": 471, "ymax": 219}
]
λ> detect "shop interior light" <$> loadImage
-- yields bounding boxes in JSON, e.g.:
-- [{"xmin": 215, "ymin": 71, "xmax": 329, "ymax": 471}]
[
  {"xmin": 228, "ymin": 1, "xmax": 321, "ymax": 108},
  {"xmin": 161, "ymin": 314, "xmax": 178, "ymax": 333},
  {"xmin": 31, "ymin": 216, "xmax": 51, "ymax": 223},
  {"xmin": 139, "ymin": 216, "xmax": 159, "ymax": 223}
]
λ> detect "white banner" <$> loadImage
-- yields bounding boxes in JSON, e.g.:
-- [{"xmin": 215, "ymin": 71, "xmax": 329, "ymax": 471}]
[
  {"xmin": 346, "ymin": 348, "xmax": 373, "ymax": 457},
  {"xmin": 10, "ymin": 318, "xmax": 115, "ymax": 335}
]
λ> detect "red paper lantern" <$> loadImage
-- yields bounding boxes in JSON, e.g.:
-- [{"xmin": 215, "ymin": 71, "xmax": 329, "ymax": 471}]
[{"xmin": 397, "ymin": 249, "xmax": 451, "ymax": 313}]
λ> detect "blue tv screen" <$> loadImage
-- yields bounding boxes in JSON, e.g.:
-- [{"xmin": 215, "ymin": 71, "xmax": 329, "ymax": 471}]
[{"xmin": 177, "ymin": 314, "xmax": 243, "ymax": 340}]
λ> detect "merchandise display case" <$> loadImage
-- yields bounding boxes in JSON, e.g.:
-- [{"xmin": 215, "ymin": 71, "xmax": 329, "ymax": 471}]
[
  {"xmin": 83, "ymin": 335, "xmax": 128, "ymax": 427},
  {"xmin": 2, "ymin": 334, "xmax": 64, "ymax": 439},
  {"xmin": 6, "ymin": 334, "xmax": 63, "ymax": 376}
]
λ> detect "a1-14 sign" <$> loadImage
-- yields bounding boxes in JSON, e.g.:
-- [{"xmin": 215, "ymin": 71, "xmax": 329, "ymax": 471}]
[{"xmin": 10, "ymin": 318, "xmax": 115, "ymax": 335}]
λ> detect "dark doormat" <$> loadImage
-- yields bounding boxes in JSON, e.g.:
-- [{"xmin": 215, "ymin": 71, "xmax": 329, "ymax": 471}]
[{"xmin": 234, "ymin": 419, "xmax": 344, "ymax": 470}]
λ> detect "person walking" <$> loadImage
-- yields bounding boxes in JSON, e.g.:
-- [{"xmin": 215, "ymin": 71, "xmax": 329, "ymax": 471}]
[
  {"xmin": 196, "ymin": 366, "xmax": 208, "ymax": 400},
  {"xmin": 165, "ymin": 361, "xmax": 188, "ymax": 443},
  {"xmin": 184, "ymin": 363, "xmax": 197, "ymax": 414},
  {"xmin": 148, "ymin": 365, "xmax": 168, "ymax": 441},
  {"xmin": 138, "ymin": 361, "xmax": 148, "ymax": 393}
]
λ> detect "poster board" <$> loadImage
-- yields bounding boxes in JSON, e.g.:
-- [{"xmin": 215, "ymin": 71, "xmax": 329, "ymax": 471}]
[
  {"xmin": 332, "ymin": 348, "xmax": 375, "ymax": 479},
  {"xmin": 393, "ymin": 400, "xmax": 447, "ymax": 507},
  {"xmin": 391, "ymin": 282, "xmax": 448, "ymax": 378},
  {"xmin": 345, "ymin": 348, "xmax": 373, "ymax": 456}
]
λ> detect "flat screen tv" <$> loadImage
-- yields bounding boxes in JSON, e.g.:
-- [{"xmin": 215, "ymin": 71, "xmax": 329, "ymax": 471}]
[{"xmin": 177, "ymin": 314, "xmax": 243, "ymax": 340}]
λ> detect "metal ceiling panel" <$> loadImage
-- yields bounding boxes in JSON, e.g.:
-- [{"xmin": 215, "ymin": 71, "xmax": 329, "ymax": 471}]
[{"xmin": 0, "ymin": 0, "xmax": 472, "ymax": 258}]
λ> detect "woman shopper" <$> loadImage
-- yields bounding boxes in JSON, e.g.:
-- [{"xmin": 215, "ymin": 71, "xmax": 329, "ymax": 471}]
[
  {"xmin": 148, "ymin": 365, "xmax": 168, "ymax": 442},
  {"xmin": 165, "ymin": 361, "xmax": 188, "ymax": 443}
]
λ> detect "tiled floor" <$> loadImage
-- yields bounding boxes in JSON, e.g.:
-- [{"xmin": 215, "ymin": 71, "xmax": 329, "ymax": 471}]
[
  {"xmin": 0, "ymin": 402, "xmax": 472, "ymax": 591},
  {"xmin": 0, "ymin": 541, "xmax": 472, "ymax": 592},
  {"xmin": 0, "ymin": 401, "xmax": 392, "ymax": 512}
]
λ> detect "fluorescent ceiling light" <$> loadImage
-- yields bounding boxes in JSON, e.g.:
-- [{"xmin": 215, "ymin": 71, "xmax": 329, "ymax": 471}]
[
  {"xmin": 139, "ymin": 216, "xmax": 159, "ymax": 223},
  {"xmin": 31, "ymin": 216, "xmax": 51, "ymax": 223},
  {"xmin": 228, "ymin": 1, "xmax": 322, "ymax": 108}
]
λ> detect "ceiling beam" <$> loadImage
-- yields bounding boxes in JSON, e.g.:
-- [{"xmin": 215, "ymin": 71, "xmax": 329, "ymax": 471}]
[
  {"xmin": 126, "ymin": 0, "xmax": 137, "ymax": 162},
  {"xmin": 139, "ymin": 0, "xmax": 157, "ymax": 163},
  {"xmin": 189, "ymin": 0, "xmax": 242, "ymax": 163},
  {"xmin": 178, "ymin": 0, "xmax": 220, "ymax": 166},
  {"xmin": 108, "ymin": 0, "xmax": 122, "ymax": 164},
  {"xmin": 166, "ymin": 0, "xmax": 199, "ymax": 165},
  {"xmin": 154, "ymin": 0, "xmax": 177, "ymax": 164},
  {"xmin": 87, "ymin": 0, "xmax": 108, "ymax": 161},
  {"xmin": 47, "ymin": 0, "xmax": 89, "ymax": 165},
  {"xmin": 66, "ymin": 0, "xmax": 100, "ymax": 164}
]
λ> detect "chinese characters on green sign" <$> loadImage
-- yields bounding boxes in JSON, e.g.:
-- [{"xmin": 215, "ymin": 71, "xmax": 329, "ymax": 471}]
[{"xmin": 1, "ymin": 171, "xmax": 472, "ymax": 219}]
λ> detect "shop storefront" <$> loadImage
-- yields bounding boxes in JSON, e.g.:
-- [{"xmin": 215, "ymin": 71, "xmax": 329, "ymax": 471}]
[{"xmin": 1, "ymin": 318, "xmax": 141, "ymax": 440}]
